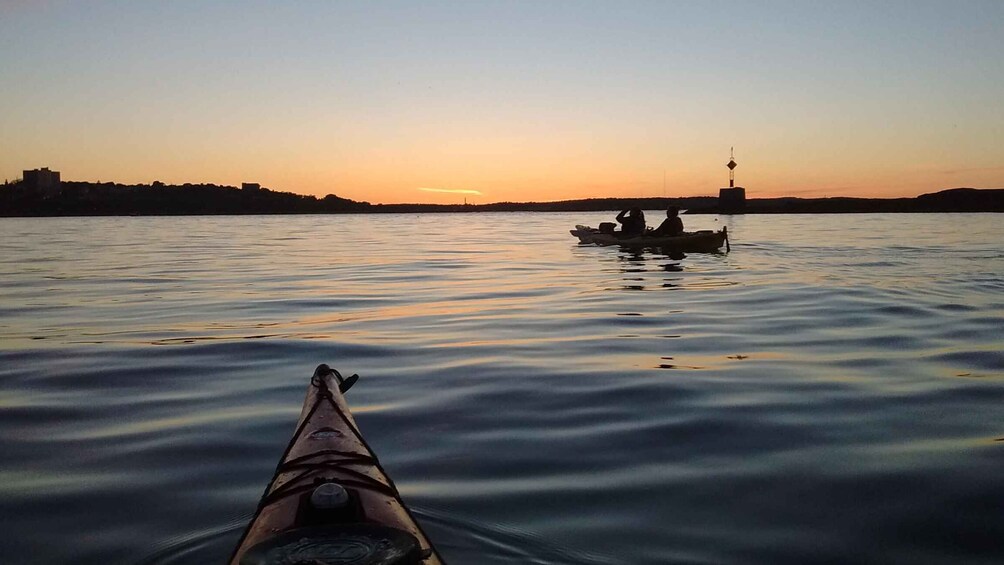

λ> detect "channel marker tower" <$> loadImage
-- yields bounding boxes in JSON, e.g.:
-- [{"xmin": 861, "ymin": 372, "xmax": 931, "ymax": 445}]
[{"xmin": 718, "ymin": 147, "xmax": 746, "ymax": 213}]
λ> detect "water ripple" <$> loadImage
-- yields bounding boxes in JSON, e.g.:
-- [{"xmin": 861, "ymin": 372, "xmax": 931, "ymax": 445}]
[{"xmin": 0, "ymin": 213, "xmax": 1002, "ymax": 564}]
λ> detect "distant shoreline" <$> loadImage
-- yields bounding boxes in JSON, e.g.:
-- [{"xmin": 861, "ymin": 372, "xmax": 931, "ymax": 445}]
[{"xmin": 2, "ymin": 181, "xmax": 1002, "ymax": 216}]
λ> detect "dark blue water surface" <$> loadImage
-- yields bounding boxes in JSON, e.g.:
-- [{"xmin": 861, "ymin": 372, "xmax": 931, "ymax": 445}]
[{"xmin": 0, "ymin": 213, "xmax": 1002, "ymax": 564}]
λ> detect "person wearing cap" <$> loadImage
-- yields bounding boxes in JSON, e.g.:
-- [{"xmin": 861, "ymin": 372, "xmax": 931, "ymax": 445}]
[{"xmin": 651, "ymin": 206, "xmax": 684, "ymax": 237}]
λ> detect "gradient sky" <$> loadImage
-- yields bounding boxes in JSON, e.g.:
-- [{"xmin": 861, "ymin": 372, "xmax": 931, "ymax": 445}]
[{"xmin": 2, "ymin": 1, "xmax": 1002, "ymax": 204}]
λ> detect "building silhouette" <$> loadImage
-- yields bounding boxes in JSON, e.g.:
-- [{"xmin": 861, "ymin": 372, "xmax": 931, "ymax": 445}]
[{"xmin": 23, "ymin": 168, "xmax": 61, "ymax": 197}]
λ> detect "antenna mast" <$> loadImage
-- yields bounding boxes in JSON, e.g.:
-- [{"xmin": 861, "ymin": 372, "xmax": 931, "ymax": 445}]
[{"xmin": 727, "ymin": 146, "xmax": 737, "ymax": 188}]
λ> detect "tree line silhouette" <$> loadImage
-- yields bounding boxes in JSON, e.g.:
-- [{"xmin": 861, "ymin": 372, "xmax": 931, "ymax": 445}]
[
  {"xmin": 0, "ymin": 180, "xmax": 370, "ymax": 216},
  {"xmin": 1, "ymin": 179, "xmax": 1001, "ymax": 216}
]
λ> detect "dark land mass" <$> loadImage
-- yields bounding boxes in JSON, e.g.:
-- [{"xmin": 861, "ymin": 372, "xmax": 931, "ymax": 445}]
[{"xmin": 1, "ymin": 180, "xmax": 1002, "ymax": 216}]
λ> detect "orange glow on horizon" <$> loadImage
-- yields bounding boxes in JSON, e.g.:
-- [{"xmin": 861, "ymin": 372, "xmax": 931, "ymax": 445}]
[{"xmin": 18, "ymin": 146, "xmax": 1000, "ymax": 205}]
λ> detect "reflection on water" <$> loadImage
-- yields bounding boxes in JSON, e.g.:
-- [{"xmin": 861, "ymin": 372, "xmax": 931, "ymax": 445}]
[{"xmin": 0, "ymin": 212, "xmax": 1003, "ymax": 564}]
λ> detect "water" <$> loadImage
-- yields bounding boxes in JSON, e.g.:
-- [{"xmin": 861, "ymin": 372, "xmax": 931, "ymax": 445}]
[{"xmin": 0, "ymin": 212, "xmax": 1002, "ymax": 564}]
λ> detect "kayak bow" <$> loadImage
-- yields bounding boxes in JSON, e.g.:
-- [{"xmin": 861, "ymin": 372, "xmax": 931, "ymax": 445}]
[{"xmin": 229, "ymin": 364, "xmax": 444, "ymax": 565}]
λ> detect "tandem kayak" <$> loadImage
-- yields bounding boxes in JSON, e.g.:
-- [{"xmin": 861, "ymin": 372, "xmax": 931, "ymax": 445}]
[
  {"xmin": 229, "ymin": 364, "xmax": 444, "ymax": 565},
  {"xmin": 570, "ymin": 225, "xmax": 730, "ymax": 253}
]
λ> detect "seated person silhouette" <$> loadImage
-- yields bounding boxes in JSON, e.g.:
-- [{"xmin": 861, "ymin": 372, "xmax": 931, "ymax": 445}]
[
  {"xmin": 615, "ymin": 208, "xmax": 646, "ymax": 238},
  {"xmin": 651, "ymin": 206, "xmax": 684, "ymax": 237}
]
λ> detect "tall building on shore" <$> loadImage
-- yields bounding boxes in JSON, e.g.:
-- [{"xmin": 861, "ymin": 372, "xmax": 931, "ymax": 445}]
[
  {"xmin": 23, "ymin": 167, "xmax": 61, "ymax": 197},
  {"xmin": 718, "ymin": 148, "xmax": 746, "ymax": 213}
]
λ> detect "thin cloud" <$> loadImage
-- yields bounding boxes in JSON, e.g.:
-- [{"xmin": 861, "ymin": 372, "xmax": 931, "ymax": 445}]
[{"xmin": 418, "ymin": 187, "xmax": 482, "ymax": 195}]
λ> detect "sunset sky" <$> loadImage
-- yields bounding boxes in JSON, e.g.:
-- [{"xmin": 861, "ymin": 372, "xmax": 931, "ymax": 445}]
[{"xmin": 2, "ymin": 1, "xmax": 1002, "ymax": 204}]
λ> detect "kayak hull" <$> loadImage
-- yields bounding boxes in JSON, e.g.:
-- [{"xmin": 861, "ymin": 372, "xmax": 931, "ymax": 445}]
[
  {"xmin": 229, "ymin": 365, "xmax": 443, "ymax": 565},
  {"xmin": 570, "ymin": 225, "xmax": 728, "ymax": 252}
]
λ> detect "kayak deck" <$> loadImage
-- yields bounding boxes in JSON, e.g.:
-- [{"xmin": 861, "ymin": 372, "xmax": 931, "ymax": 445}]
[{"xmin": 229, "ymin": 364, "xmax": 444, "ymax": 565}]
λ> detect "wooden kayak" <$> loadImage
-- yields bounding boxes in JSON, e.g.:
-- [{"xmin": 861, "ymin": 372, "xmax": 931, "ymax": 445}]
[
  {"xmin": 229, "ymin": 364, "xmax": 445, "ymax": 565},
  {"xmin": 570, "ymin": 225, "xmax": 730, "ymax": 253}
]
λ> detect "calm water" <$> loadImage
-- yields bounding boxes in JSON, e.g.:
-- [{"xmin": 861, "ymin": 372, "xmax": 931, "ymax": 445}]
[{"xmin": 1, "ymin": 213, "xmax": 1002, "ymax": 564}]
